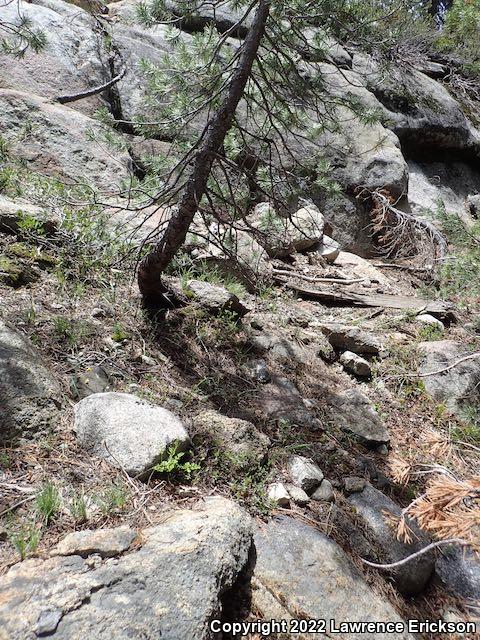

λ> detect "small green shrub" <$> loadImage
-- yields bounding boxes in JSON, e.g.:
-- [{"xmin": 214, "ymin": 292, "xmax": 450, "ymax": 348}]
[
  {"xmin": 418, "ymin": 324, "xmax": 443, "ymax": 341},
  {"xmin": 428, "ymin": 204, "xmax": 480, "ymax": 307},
  {"xmin": 451, "ymin": 405, "xmax": 480, "ymax": 444},
  {"xmin": 35, "ymin": 482, "xmax": 61, "ymax": 525},
  {"xmin": 177, "ymin": 260, "xmax": 247, "ymax": 299},
  {"xmin": 69, "ymin": 491, "xmax": 88, "ymax": 523},
  {"xmin": 153, "ymin": 445, "xmax": 200, "ymax": 480},
  {"xmin": 97, "ymin": 482, "xmax": 130, "ymax": 515},
  {"xmin": 9, "ymin": 523, "xmax": 41, "ymax": 560},
  {"xmin": 53, "ymin": 316, "xmax": 92, "ymax": 348},
  {"xmin": 0, "ymin": 452, "xmax": 11, "ymax": 468},
  {"xmin": 111, "ymin": 322, "xmax": 128, "ymax": 343}
]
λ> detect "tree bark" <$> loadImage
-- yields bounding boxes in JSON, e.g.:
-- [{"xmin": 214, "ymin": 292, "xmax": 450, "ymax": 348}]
[{"xmin": 138, "ymin": 0, "xmax": 270, "ymax": 302}]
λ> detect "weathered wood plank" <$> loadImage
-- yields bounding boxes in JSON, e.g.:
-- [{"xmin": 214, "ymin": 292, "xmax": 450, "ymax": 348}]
[{"xmin": 283, "ymin": 283, "xmax": 455, "ymax": 319}]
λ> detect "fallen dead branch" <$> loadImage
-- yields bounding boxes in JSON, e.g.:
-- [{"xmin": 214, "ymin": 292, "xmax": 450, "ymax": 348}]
[
  {"xmin": 56, "ymin": 65, "xmax": 126, "ymax": 105},
  {"xmin": 373, "ymin": 263, "xmax": 431, "ymax": 273},
  {"xmin": 361, "ymin": 538, "xmax": 470, "ymax": 569},
  {"xmin": 280, "ymin": 281, "xmax": 455, "ymax": 319},
  {"xmin": 386, "ymin": 352, "xmax": 480, "ymax": 380},
  {"xmin": 419, "ymin": 352, "xmax": 480, "ymax": 377},
  {"xmin": 272, "ymin": 268, "xmax": 365, "ymax": 285}
]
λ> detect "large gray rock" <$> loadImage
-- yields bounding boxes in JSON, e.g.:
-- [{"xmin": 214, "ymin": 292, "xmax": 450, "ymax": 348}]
[
  {"xmin": 74, "ymin": 392, "xmax": 190, "ymax": 476},
  {"xmin": 328, "ymin": 388, "xmax": 390, "ymax": 446},
  {"xmin": 352, "ymin": 53, "xmax": 480, "ymax": 156},
  {"xmin": 247, "ymin": 202, "xmax": 325, "ymax": 257},
  {"xmin": 165, "ymin": 0, "xmax": 251, "ymax": 35},
  {"xmin": 0, "ymin": 0, "xmax": 109, "ymax": 116},
  {"xmin": 0, "ymin": 320, "xmax": 60, "ymax": 444},
  {"xmin": 192, "ymin": 410, "xmax": 270, "ymax": 467},
  {"xmin": 0, "ymin": 497, "xmax": 253, "ymax": 639},
  {"xmin": 348, "ymin": 485, "xmax": 434, "ymax": 596},
  {"xmin": 418, "ymin": 341, "xmax": 480, "ymax": 416},
  {"xmin": 0, "ymin": 90, "xmax": 131, "ymax": 193},
  {"xmin": 318, "ymin": 322, "xmax": 384, "ymax": 355},
  {"xmin": 467, "ymin": 193, "xmax": 480, "ymax": 219},
  {"xmin": 108, "ymin": 14, "xmax": 179, "ymax": 123},
  {"xmin": 406, "ymin": 160, "xmax": 480, "ymax": 230},
  {"xmin": 0, "ymin": 196, "xmax": 59, "ymax": 235},
  {"xmin": 253, "ymin": 516, "xmax": 413, "ymax": 639},
  {"xmin": 435, "ymin": 545, "xmax": 480, "ymax": 601}
]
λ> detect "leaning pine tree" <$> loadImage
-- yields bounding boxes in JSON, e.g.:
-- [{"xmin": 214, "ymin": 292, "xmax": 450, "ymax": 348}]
[{"xmin": 131, "ymin": 0, "xmax": 435, "ymax": 302}]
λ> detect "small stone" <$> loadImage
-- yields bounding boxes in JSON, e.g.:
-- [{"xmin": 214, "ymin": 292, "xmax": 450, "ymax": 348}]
[
  {"xmin": 287, "ymin": 455, "xmax": 324, "ymax": 493},
  {"xmin": 71, "ymin": 365, "xmax": 111, "ymax": 400},
  {"xmin": 416, "ymin": 314, "xmax": 444, "ymax": 330},
  {"xmin": 315, "ymin": 235, "xmax": 340, "ymax": 263},
  {"xmin": 51, "ymin": 526, "xmax": 136, "ymax": 558},
  {"xmin": 311, "ymin": 479, "xmax": 334, "ymax": 502},
  {"xmin": 141, "ymin": 354, "xmax": 157, "ymax": 366},
  {"xmin": 339, "ymin": 351, "xmax": 371, "ymax": 378},
  {"xmin": 376, "ymin": 444, "xmax": 389, "ymax": 456},
  {"xmin": 267, "ymin": 482, "xmax": 290, "ymax": 507},
  {"xmin": 91, "ymin": 307, "xmax": 106, "ymax": 318},
  {"xmin": 34, "ymin": 609, "xmax": 62, "ymax": 636},
  {"xmin": 285, "ymin": 484, "xmax": 310, "ymax": 506},
  {"xmin": 344, "ymin": 477, "xmax": 367, "ymax": 494},
  {"xmin": 245, "ymin": 358, "xmax": 271, "ymax": 383}
]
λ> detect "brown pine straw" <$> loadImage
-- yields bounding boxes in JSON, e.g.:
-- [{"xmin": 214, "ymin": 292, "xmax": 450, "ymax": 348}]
[{"xmin": 361, "ymin": 474, "xmax": 480, "ymax": 570}]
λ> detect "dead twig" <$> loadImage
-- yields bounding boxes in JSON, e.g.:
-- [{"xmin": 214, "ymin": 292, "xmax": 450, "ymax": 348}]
[
  {"xmin": 361, "ymin": 538, "xmax": 470, "ymax": 570},
  {"xmin": 273, "ymin": 268, "xmax": 365, "ymax": 285},
  {"xmin": 0, "ymin": 496, "xmax": 35, "ymax": 518},
  {"xmin": 419, "ymin": 352, "xmax": 480, "ymax": 378},
  {"xmin": 56, "ymin": 65, "xmax": 126, "ymax": 105}
]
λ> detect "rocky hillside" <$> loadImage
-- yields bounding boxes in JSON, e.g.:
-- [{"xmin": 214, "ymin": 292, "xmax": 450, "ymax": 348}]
[{"xmin": 0, "ymin": 1, "xmax": 479, "ymax": 638}]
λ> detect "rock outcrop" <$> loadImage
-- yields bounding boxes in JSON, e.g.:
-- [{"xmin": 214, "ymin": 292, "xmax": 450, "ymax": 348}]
[
  {"xmin": 0, "ymin": 90, "xmax": 131, "ymax": 192},
  {"xmin": 0, "ymin": 0, "xmax": 109, "ymax": 116},
  {"xmin": 0, "ymin": 319, "xmax": 60, "ymax": 444},
  {"xmin": 253, "ymin": 516, "xmax": 413, "ymax": 639},
  {"xmin": 418, "ymin": 341, "xmax": 480, "ymax": 416},
  {"xmin": 0, "ymin": 497, "xmax": 253, "ymax": 640}
]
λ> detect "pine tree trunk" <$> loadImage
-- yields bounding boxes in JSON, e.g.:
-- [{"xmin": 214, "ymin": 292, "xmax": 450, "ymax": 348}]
[{"xmin": 138, "ymin": 0, "xmax": 271, "ymax": 301}]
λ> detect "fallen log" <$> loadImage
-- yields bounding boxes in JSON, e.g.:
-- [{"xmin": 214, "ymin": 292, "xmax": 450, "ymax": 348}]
[{"xmin": 283, "ymin": 282, "xmax": 455, "ymax": 320}]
